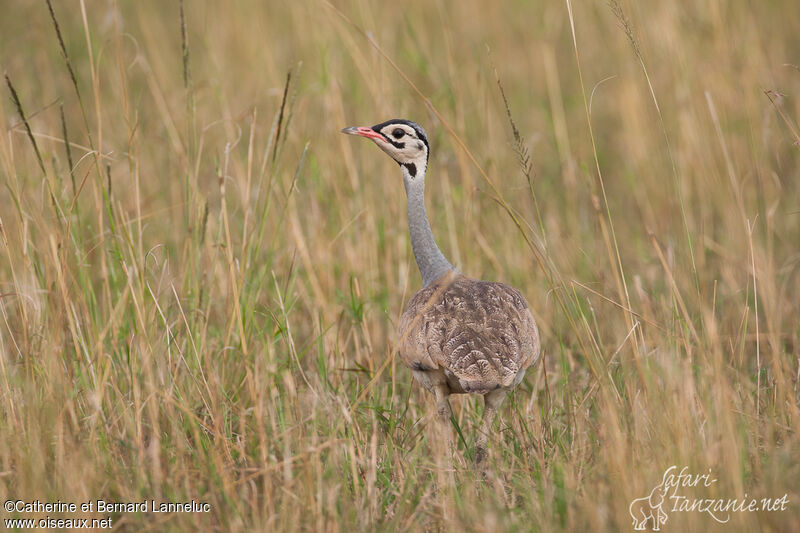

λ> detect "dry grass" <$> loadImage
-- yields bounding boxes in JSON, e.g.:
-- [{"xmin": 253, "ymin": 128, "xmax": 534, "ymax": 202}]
[{"xmin": 1, "ymin": 0, "xmax": 799, "ymax": 531}]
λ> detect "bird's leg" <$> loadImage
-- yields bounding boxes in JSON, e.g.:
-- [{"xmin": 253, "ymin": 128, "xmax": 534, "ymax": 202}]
[
  {"xmin": 475, "ymin": 389, "xmax": 507, "ymax": 466},
  {"xmin": 433, "ymin": 384, "xmax": 452, "ymax": 424},
  {"xmin": 432, "ymin": 384, "xmax": 455, "ymax": 457}
]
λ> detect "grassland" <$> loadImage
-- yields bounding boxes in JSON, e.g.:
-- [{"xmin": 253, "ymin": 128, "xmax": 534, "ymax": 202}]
[{"xmin": 0, "ymin": 0, "xmax": 798, "ymax": 531}]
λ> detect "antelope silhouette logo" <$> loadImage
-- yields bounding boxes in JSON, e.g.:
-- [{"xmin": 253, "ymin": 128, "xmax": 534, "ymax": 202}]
[{"xmin": 629, "ymin": 479, "xmax": 669, "ymax": 530}]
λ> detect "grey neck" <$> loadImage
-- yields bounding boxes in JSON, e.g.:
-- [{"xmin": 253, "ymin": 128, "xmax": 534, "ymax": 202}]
[{"xmin": 402, "ymin": 163, "xmax": 454, "ymax": 286}]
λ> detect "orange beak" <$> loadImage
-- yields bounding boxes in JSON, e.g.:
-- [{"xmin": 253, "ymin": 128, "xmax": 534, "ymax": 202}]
[{"xmin": 341, "ymin": 126, "xmax": 385, "ymax": 142}]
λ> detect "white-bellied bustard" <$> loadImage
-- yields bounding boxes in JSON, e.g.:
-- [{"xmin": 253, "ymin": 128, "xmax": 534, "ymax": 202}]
[{"xmin": 342, "ymin": 119, "xmax": 541, "ymax": 464}]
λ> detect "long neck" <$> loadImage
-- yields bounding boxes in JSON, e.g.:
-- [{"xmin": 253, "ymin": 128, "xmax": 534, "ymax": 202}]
[{"xmin": 402, "ymin": 163, "xmax": 454, "ymax": 286}]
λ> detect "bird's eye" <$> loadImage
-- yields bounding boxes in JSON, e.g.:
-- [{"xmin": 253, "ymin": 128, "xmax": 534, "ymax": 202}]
[{"xmin": 392, "ymin": 128, "xmax": 405, "ymax": 139}]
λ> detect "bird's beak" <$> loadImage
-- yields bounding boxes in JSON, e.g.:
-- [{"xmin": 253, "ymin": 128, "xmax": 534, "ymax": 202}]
[{"xmin": 341, "ymin": 126, "xmax": 384, "ymax": 141}]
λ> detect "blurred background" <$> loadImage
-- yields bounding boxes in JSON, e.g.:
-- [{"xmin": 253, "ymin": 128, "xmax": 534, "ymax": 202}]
[{"xmin": 0, "ymin": 1, "xmax": 798, "ymax": 530}]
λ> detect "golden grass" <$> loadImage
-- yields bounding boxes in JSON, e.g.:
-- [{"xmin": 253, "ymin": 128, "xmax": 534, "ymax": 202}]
[{"xmin": 0, "ymin": 0, "xmax": 798, "ymax": 530}]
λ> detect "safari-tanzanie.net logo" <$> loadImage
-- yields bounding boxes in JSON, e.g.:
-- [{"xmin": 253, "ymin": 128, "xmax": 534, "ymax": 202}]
[{"xmin": 629, "ymin": 466, "xmax": 789, "ymax": 531}]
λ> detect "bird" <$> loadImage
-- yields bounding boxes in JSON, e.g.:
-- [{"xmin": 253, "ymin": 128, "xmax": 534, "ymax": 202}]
[{"xmin": 342, "ymin": 119, "xmax": 540, "ymax": 464}]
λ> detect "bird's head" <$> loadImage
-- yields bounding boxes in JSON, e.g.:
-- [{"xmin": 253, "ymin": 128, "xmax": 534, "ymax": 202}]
[{"xmin": 341, "ymin": 119, "xmax": 429, "ymax": 178}]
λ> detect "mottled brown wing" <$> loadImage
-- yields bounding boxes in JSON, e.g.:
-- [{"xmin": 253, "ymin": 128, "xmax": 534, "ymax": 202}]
[{"xmin": 398, "ymin": 273, "xmax": 540, "ymax": 392}]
